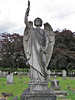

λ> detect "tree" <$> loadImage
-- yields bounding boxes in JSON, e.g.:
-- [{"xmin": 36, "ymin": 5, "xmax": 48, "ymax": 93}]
[
  {"xmin": 0, "ymin": 29, "xmax": 75, "ymax": 72},
  {"xmin": 0, "ymin": 33, "xmax": 27, "ymax": 72},
  {"xmin": 48, "ymin": 29, "xmax": 75, "ymax": 71}
]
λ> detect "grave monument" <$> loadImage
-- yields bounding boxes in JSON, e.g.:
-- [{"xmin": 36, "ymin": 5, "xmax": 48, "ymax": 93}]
[
  {"xmin": 7, "ymin": 73, "xmax": 13, "ymax": 84},
  {"xmin": 20, "ymin": 1, "xmax": 56, "ymax": 100},
  {"xmin": 62, "ymin": 70, "xmax": 67, "ymax": 78}
]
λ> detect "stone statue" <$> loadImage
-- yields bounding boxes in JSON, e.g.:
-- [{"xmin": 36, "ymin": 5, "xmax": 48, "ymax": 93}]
[
  {"xmin": 23, "ymin": 0, "xmax": 55, "ymax": 83},
  {"xmin": 21, "ymin": 1, "xmax": 56, "ymax": 100}
]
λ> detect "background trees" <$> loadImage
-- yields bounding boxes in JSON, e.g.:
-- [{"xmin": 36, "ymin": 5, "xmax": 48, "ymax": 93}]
[
  {"xmin": 0, "ymin": 29, "xmax": 75, "ymax": 71},
  {"xmin": 49, "ymin": 29, "xmax": 75, "ymax": 71},
  {"xmin": 0, "ymin": 33, "xmax": 27, "ymax": 72}
]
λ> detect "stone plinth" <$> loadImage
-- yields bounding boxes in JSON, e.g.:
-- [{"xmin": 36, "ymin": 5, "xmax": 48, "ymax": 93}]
[
  {"xmin": 20, "ymin": 82, "xmax": 56, "ymax": 100},
  {"xmin": 29, "ymin": 82, "xmax": 48, "ymax": 93}
]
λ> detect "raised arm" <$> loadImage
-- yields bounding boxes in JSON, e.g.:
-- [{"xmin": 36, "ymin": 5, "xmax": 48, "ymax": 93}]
[{"xmin": 24, "ymin": 0, "xmax": 30, "ymax": 25}]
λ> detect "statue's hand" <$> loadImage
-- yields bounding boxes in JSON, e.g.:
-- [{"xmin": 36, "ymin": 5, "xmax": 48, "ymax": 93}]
[{"xmin": 26, "ymin": 0, "xmax": 30, "ymax": 16}]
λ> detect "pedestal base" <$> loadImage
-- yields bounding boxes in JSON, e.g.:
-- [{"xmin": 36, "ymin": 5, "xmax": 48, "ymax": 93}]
[
  {"xmin": 20, "ymin": 82, "xmax": 56, "ymax": 100},
  {"xmin": 20, "ymin": 88, "xmax": 56, "ymax": 100}
]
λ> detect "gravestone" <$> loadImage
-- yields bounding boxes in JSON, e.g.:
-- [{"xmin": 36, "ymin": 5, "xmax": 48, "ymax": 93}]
[
  {"xmin": 0, "ymin": 71, "xmax": 2, "ymax": 77},
  {"xmin": 62, "ymin": 70, "xmax": 67, "ymax": 78},
  {"xmin": 7, "ymin": 73, "xmax": 13, "ymax": 84},
  {"xmin": 2, "ymin": 71, "xmax": 6, "ymax": 77},
  {"xmin": 50, "ymin": 79, "xmax": 60, "ymax": 90}
]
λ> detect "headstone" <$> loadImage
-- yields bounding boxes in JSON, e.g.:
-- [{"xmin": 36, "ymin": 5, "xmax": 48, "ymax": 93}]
[
  {"xmin": 10, "ymin": 73, "xmax": 13, "ymax": 76},
  {"xmin": 7, "ymin": 73, "xmax": 13, "ymax": 84},
  {"xmin": 2, "ymin": 71, "xmax": 6, "ymax": 77},
  {"xmin": 18, "ymin": 72, "xmax": 20, "ymax": 75},
  {"xmin": 0, "ymin": 71, "xmax": 2, "ymax": 77},
  {"xmin": 50, "ymin": 79, "xmax": 60, "ymax": 90},
  {"xmin": 70, "ymin": 77, "xmax": 74, "ymax": 80},
  {"xmin": 62, "ymin": 70, "xmax": 67, "ymax": 78}
]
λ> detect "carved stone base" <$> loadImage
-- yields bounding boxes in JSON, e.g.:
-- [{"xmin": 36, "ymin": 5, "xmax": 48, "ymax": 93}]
[
  {"xmin": 29, "ymin": 82, "xmax": 48, "ymax": 93},
  {"xmin": 20, "ymin": 88, "xmax": 56, "ymax": 100},
  {"xmin": 20, "ymin": 82, "xmax": 56, "ymax": 100}
]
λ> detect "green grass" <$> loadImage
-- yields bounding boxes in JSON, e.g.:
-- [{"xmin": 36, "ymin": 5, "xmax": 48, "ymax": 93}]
[
  {"xmin": 0, "ymin": 76, "xmax": 75, "ymax": 100},
  {"xmin": 0, "ymin": 75, "xmax": 30, "ymax": 100}
]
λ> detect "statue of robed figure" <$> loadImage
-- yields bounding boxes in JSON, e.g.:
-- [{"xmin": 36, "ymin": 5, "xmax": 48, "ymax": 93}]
[{"xmin": 23, "ymin": 0, "xmax": 55, "ymax": 83}]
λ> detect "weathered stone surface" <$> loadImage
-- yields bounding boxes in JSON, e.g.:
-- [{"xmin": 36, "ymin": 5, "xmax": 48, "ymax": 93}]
[
  {"xmin": 54, "ymin": 91, "xmax": 67, "ymax": 96},
  {"xmin": 50, "ymin": 79, "xmax": 60, "ymax": 90},
  {"xmin": 29, "ymin": 82, "xmax": 48, "ymax": 93},
  {"xmin": 23, "ymin": 0, "xmax": 55, "ymax": 83},
  {"xmin": 57, "ymin": 95, "xmax": 66, "ymax": 98},
  {"xmin": 2, "ymin": 71, "xmax": 6, "ymax": 77},
  {"xmin": 20, "ymin": 1, "xmax": 56, "ymax": 100},
  {"xmin": 62, "ymin": 70, "xmax": 67, "ymax": 78},
  {"xmin": 20, "ymin": 88, "xmax": 56, "ymax": 100},
  {"xmin": 7, "ymin": 74, "xmax": 13, "ymax": 84}
]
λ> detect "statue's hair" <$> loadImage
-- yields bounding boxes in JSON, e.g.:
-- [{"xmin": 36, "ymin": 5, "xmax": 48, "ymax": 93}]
[
  {"xmin": 44, "ymin": 22, "xmax": 53, "ymax": 31},
  {"xmin": 34, "ymin": 17, "xmax": 42, "ymax": 27}
]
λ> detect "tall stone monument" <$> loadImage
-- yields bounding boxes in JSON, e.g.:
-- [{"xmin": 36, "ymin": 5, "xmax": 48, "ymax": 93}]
[{"xmin": 20, "ymin": 1, "xmax": 56, "ymax": 100}]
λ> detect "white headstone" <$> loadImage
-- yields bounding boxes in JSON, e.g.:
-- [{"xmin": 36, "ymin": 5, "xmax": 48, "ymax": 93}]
[
  {"xmin": 62, "ymin": 70, "xmax": 67, "ymax": 78},
  {"xmin": 2, "ymin": 71, "xmax": 6, "ymax": 77},
  {"xmin": 7, "ymin": 74, "xmax": 13, "ymax": 84},
  {"xmin": 0, "ymin": 71, "xmax": 2, "ymax": 77}
]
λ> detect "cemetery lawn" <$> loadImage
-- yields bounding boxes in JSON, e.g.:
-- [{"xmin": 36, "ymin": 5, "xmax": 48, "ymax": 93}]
[{"xmin": 0, "ymin": 76, "xmax": 75, "ymax": 100}]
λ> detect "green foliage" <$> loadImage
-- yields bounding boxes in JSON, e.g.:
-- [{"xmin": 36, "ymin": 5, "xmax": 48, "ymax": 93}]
[
  {"xmin": 0, "ymin": 67, "xmax": 18, "ymax": 72},
  {"xmin": 18, "ymin": 68, "xmax": 29, "ymax": 72},
  {"xmin": 0, "ymin": 30, "xmax": 75, "ymax": 71},
  {"xmin": 0, "ymin": 67, "xmax": 10, "ymax": 72},
  {"xmin": 49, "ymin": 29, "xmax": 75, "ymax": 70},
  {"xmin": 0, "ymin": 33, "xmax": 26, "ymax": 72}
]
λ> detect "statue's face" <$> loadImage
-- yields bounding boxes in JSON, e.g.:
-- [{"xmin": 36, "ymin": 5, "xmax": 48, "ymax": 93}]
[
  {"xmin": 34, "ymin": 18, "xmax": 42, "ymax": 26},
  {"xmin": 35, "ymin": 19, "xmax": 41, "ymax": 26}
]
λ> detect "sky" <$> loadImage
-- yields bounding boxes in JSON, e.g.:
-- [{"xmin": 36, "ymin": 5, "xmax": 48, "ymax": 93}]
[{"xmin": 0, "ymin": 0, "xmax": 75, "ymax": 35}]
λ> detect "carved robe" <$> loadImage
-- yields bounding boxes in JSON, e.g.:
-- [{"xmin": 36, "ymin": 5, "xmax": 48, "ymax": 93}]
[{"xmin": 23, "ymin": 23, "xmax": 55, "ymax": 82}]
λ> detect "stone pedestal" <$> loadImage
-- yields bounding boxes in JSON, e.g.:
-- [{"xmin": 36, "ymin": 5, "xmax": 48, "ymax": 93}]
[{"xmin": 20, "ymin": 82, "xmax": 56, "ymax": 100}]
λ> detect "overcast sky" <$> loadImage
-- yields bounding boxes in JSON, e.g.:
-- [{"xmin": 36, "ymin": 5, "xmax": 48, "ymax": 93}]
[{"xmin": 0, "ymin": 0, "xmax": 75, "ymax": 35}]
